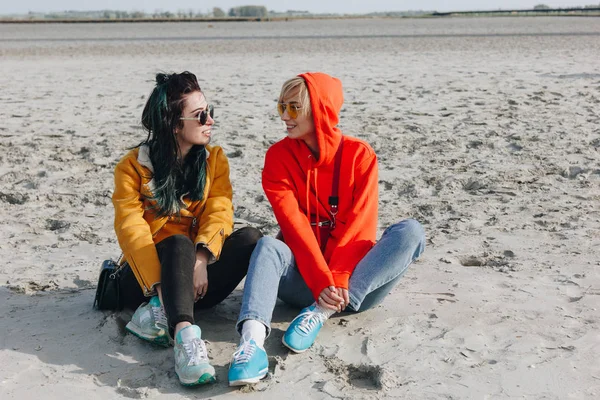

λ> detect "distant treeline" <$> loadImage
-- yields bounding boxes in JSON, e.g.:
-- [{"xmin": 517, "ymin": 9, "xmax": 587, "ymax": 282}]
[
  {"xmin": 433, "ymin": 4, "xmax": 600, "ymax": 16},
  {"xmin": 533, "ymin": 3, "xmax": 600, "ymax": 9},
  {"xmin": 1, "ymin": 4, "xmax": 599, "ymax": 21},
  {"xmin": 2, "ymin": 6, "xmax": 431, "ymax": 21},
  {"xmin": 6, "ymin": 7, "xmax": 265, "ymax": 20}
]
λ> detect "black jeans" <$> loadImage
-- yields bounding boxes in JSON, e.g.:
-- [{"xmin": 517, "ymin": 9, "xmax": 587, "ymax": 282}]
[{"xmin": 120, "ymin": 227, "xmax": 262, "ymax": 337}]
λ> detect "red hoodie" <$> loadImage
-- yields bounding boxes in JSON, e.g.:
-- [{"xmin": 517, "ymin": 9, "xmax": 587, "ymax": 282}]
[{"xmin": 262, "ymin": 72, "xmax": 378, "ymax": 300}]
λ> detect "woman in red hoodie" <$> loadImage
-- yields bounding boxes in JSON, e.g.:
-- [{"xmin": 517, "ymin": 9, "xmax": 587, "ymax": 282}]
[{"xmin": 227, "ymin": 72, "xmax": 425, "ymax": 386}]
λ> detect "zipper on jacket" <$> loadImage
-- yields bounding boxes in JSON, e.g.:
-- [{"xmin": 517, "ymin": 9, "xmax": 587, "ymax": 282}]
[
  {"xmin": 189, "ymin": 217, "xmax": 198, "ymax": 238},
  {"xmin": 128, "ymin": 257, "xmax": 158, "ymax": 296}
]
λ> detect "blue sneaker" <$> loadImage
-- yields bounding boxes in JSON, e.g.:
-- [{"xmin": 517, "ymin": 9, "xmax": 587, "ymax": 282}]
[
  {"xmin": 282, "ymin": 304, "xmax": 328, "ymax": 353},
  {"xmin": 228, "ymin": 333, "xmax": 269, "ymax": 386},
  {"xmin": 125, "ymin": 296, "xmax": 170, "ymax": 347},
  {"xmin": 174, "ymin": 325, "xmax": 216, "ymax": 386}
]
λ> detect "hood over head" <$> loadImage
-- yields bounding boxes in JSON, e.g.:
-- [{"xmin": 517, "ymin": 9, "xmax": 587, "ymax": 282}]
[{"xmin": 299, "ymin": 72, "xmax": 344, "ymax": 167}]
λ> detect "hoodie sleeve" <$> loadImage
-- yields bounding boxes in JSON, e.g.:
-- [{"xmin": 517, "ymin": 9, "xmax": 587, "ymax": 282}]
[
  {"xmin": 328, "ymin": 150, "xmax": 378, "ymax": 289},
  {"xmin": 262, "ymin": 147, "xmax": 335, "ymax": 300}
]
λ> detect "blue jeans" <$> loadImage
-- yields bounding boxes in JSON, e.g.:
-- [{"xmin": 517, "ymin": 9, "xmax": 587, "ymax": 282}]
[{"xmin": 236, "ymin": 219, "xmax": 426, "ymax": 335}]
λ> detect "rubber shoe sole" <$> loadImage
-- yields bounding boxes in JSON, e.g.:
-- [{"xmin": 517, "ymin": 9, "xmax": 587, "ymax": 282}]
[
  {"xmin": 281, "ymin": 335, "xmax": 311, "ymax": 354},
  {"xmin": 125, "ymin": 321, "xmax": 170, "ymax": 347},
  {"xmin": 177, "ymin": 372, "xmax": 216, "ymax": 386},
  {"xmin": 228, "ymin": 368, "xmax": 269, "ymax": 387}
]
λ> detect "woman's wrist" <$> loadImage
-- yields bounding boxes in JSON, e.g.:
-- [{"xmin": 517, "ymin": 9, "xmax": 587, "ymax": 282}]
[{"xmin": 195, "ymin": 247, "xmax": 210, "ymax": 268}]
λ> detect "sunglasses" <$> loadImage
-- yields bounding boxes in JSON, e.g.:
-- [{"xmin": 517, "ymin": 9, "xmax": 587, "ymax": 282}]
[
  {"xmin": 180, "ymin": 105, "xmax": 214, "ymax": 125},
  {"xmin": 277, "ymin": 102, "xmax": 303, "ymax": 119}
]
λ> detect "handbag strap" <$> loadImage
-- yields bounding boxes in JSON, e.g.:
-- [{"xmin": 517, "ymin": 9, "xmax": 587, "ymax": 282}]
[
  {"xmin": 109, "ymin": 254, "xmax": 126, "ymax": 278},
  {"xmin": 328, "ymin": 136, "xmax": 344, "ymax": 227}
]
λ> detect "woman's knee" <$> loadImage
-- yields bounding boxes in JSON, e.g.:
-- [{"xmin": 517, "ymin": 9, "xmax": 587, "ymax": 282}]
[
  {"xmin": 233, "ymin": 226, "xmax": 263, "ymax": 245},
  {"xmin": 253, "ymin": 236, "xmax": 293, "ymax": 266},
  {"xmin": 404, "ymin": 218, "xmax": 426, "ymax": 240},
  {"xmin": 156, "ymin": 235, "xmax": 196, "ymax": 276},
  {"xmin": 255, "ymin": 235, "xmax": 283, "ymax": 253},
  {"xmin": 156, "ymin": 234, "xmax": 194, "ymax": 254},
  {"xmin": 386, "ymin": 219, "xmax": 426, "ymax": 255}
]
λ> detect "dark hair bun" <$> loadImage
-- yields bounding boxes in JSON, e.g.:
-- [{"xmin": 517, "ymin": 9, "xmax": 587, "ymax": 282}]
[{"xmin": 156, "ymin": 73, "xmax": 172, "ymax": 85}]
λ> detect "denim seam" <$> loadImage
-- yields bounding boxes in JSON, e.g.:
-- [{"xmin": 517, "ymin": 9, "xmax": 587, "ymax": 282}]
[{"xmin": 348, "ymin": 292, "xmax": 361, "ymax": 311}]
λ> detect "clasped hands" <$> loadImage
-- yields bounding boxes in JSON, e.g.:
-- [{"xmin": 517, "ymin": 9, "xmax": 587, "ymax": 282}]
[{"xmin": 318, "ymin": 286, "xmax": 350, "ymax": 313}]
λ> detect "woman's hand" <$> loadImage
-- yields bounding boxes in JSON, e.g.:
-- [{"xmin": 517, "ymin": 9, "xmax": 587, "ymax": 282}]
[
  {"xmin": 337, "ymin": 288, "xmax": 350, "ymax": 311},
  {"xmin": 193, "ymin": 248, "xmax": 210, "ymax": 302},
  {"xmin": 318, "ymin": 286, "xmax": 345, "ymax": 312}
]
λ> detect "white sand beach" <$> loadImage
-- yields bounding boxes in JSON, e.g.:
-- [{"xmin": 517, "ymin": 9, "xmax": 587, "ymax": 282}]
[{"xmin": 0, "ymin": 17, "xmax": 599, "ymax": 399}]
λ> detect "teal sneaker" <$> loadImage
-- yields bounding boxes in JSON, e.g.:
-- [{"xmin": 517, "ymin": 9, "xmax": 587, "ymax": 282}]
[
  {"xmin": 282, "ymin": 304, "xmax": 328, "ymax": 353},
  {"xmin": 125, "ymin": 296, "xmax": 170, "ymax": 347},
  {"xmin": 174, "ymin": 325, "xmax": 216, "ymax": 386},
  {"xmin": 228, "ymin": 333, "xmax": 269, "ymax": 386}
]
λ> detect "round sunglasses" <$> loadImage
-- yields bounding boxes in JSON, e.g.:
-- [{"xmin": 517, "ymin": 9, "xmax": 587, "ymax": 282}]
[
  {"xmin": 180, "ymin": 105, "xmax": 214, "ymax": 125},
  {"xmin": 277, "ymin": 102, "xmax": 303, "ymax": 119}
]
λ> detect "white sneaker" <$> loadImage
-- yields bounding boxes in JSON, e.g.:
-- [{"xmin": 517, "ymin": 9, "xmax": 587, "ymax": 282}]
[
  {"xmin": 174, "ymin": 325, "xmax": 216, "ymax": 386},
  {"xmin": 125, "ymin": 296, "xmax": 169, "ymax": 347}
]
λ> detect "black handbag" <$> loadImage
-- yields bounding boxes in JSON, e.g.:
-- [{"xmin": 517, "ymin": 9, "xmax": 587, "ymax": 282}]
[{"xmin": 93, "ymin": 258, "xmax": 126, "ymax": 311}]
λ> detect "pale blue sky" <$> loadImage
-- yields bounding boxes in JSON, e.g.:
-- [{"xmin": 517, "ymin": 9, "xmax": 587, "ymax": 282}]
[{"xmin": 1, "ymin": 1, "xmax": 595, "ymax": 15}]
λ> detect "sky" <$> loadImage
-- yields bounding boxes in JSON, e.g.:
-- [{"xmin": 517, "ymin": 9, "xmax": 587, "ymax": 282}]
[{"xmin": 1, "ymin": 1, "xmax": 596, "ymax": 15}]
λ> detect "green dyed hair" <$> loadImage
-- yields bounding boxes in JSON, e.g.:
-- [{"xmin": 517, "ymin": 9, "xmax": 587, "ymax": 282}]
[{"xmin": 139, "ymin": 71, "xmax": 207, "ymax": 217}]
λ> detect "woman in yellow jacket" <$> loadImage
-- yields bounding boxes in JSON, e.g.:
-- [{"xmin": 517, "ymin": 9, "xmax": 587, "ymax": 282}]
[{"xmin": 112, "ymin": 71, "xmax": 261, "ymax": 386}]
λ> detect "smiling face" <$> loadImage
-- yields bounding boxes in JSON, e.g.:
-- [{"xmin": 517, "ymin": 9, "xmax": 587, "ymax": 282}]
[
  {"xmin": 279, "ymin": 84, "xmax": 318, "ymax": 155},
  {"xmin": 176, "ymin": 91, "xmax": 213, "ymax": 157}
]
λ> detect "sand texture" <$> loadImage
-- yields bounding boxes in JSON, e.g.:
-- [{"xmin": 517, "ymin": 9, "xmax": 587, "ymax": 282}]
[{"xmin": 0, "ymin": 17, "xmax": 599, "ymax": 399}]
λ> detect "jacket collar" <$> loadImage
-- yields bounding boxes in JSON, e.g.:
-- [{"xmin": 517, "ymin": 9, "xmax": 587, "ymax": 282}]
[
  {"xmin": 137, "ymin": 144, "xmax": 210, "ymax": 194},
  {"xmin": 138, "ymin": 144, "xmax": 211, "ymax": 171}
]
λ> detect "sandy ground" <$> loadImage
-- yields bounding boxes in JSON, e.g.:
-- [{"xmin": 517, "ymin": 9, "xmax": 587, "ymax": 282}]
[{"xmin": 0, "ymin": 17, "xmax": 599, "ymax": 399}]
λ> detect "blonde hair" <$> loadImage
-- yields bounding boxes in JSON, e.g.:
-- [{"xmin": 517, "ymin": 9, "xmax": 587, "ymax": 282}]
[{"xmin": 279, "ymin": 76, "xmax": 311, "ymax": 116}]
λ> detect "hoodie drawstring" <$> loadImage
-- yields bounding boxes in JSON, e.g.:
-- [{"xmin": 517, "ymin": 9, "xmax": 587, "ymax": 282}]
[
  {"xmin": 305, "ymin": 167, "xmax": 311, "ymax": 228},
  {"xmin": 314, "ymin": 168, "xmax": 321, "ymax": 247},
  {"xmin": 305, "ymin": 157, "xmax": 322, "ymax": 249}
]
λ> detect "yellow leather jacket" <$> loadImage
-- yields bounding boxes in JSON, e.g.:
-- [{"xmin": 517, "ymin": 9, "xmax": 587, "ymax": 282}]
[{"xmin": 112, "ymin": 145, "xmax": 233, "ymax": 296}]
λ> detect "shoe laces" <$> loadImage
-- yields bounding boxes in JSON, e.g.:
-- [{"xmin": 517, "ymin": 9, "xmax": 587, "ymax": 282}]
[
  {"xmin": 182, "ymin": 338, "xmax": 209, "ymax": 366},
  {"xmin": 295, "ymin": 308, "xmax": 328, "ymax": 334},
  {"xmin": 152, "ymin": 305, "xmax": 167, "ymax": 328},
  {"xmin": 232, "ymin": 333, "xmax": 256, "ymax": 365}
]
